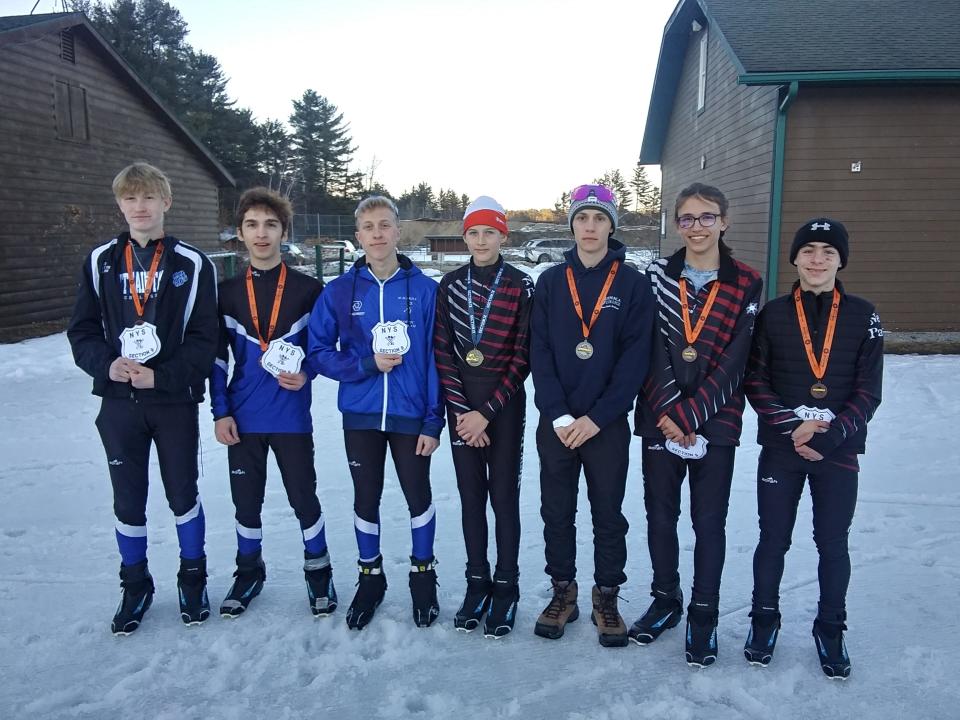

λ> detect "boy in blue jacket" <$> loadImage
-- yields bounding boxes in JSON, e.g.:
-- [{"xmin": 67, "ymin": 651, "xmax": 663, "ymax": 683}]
[
  {"xmin": 530, "ymin": 184, "xmax": 655, "ymax": 647},
  {"xmin": 308, "ymin": 196, "xmax": 444, "ymax": 630},
  {"xmin": 211, "ymin": 187, "xmax": 336, "ymax": 619}
]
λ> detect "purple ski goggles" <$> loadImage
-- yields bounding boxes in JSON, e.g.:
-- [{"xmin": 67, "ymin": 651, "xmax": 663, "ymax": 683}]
[{"xmin": 570, "ymin": 184, "xmax": 616, "ymax": 203}]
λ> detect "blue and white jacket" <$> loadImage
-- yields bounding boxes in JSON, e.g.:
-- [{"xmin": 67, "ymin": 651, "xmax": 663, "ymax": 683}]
[
  {"xmin": 307, "ymin": 255, "xmax": 444, "ymax": 438},
  {"xmin": 211, "ymin": 263, "xmax": 323, "ymax": 434}
]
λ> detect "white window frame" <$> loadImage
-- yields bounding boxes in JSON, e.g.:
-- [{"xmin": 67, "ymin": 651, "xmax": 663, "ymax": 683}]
[{"xmin": 697, "ymin": 31, "xmax": 708, "ymax": 112}]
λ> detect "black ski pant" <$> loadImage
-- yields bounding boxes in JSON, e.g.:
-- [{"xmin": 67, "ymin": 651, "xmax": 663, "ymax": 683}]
[
  {"xmin": 752, "ymin": 446, "xmax": 859, "ymax": 623},
  {"xmin": 227, "ymin": 432, "xmax": 323, "ymax": 535},
  {"xmin": 96, "ymin": 397, "xmax": 201, "ymax": 526},
  {"xmin": 446, "ymin": 386, "xmax": 525, "ymax": 579},
  {"xmin": 344, "ymin": 429, "xmax": 434, "ymax": 561},
  {"xmin": 641, "ymin": 440, "xmax": 735, "ymax": 607},
  {"xmin": 537, "ymin": 415, "xmax": 630, "ymax": 588}
]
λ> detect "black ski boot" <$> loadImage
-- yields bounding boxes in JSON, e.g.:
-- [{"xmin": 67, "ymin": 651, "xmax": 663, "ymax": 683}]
[
  {"xmin": 304, "ymin": 551, "xmax": 338, "ymax": 617},
  {"xmin": 454, "ymin": 569, "xmax": 492, "ymax": 632},
  {"xmin": 685, "ymin": 602, "xmax": 719, "ymax": 668},
  {"xmin": 813, "ymin": 619, "xmax": 851, "ymax": 680},
  {"xmin": 177, "ymin": 556, "xmax": 210, "ymax": 626},
  {"xmin": 111, "ymin": 559, "xmax": 154, "ymax": 635},
  {"xmin": 628, "ymin": 584, "xmax": 683, "ymax": 646},
  {"xmin": 220, "ymin": 550, "xmax": 266, "ymax": 618},
  {"xmin": 346, "ymin": 556, "xmax": 387, "ymax": 630},
  {"xmin": 744, "ymin": 610, "xmax": 781, "ymax": 666},
  {"xmin": 409, "ymin": 555, "xmax": 440, "ymax": 627},
  {"xmin": 484, "ymin": 573, "xmax": 519, "ymax": 639}
]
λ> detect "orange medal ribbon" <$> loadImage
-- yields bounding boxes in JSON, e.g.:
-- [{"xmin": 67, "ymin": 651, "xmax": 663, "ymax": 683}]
[
  {"xmin": 124, "ymin": 240, "xmax": 164, "ymax": 320},
  {"xmin": 793, "ymin": 286, "xmax": 840, "ymax": 383},
  {"xmin": 246, "ymin": 263, "xmax": 287, "ymax": 352},
  {"xmin": 679, "ymin": 278, "xmax": 720, "ymax": 348},
  {"xmin": 565, "ymin": 261, "xmax": 620, "ymax": 341}
]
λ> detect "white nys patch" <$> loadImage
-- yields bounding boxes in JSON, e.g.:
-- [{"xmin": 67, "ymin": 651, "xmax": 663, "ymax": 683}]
[
  {"xmin": 760, "ymin": 476, "xmax": 777, "ymax": 484},
  {"xmin": 646, "ymin": 443, "xmax": 665, "ymax": 451}
]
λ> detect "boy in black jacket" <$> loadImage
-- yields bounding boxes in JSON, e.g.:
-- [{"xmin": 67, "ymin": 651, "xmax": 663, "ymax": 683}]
[
  {"xmin": 68, "ymin": 162, "xmax": 218, "ymax": 634},
  {"xmin": 530, "ymin": 184, "xmax": 654, "ymax": 647},
  {"xmin": 744, "ymin": 218, "xmax": 883, "ymax": 679}
]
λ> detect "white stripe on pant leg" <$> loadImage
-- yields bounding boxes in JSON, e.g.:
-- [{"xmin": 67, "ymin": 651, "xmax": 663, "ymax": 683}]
[
  {"xmin": 354, "ymin": 513, "xmax": 379, "ymax": 536},
  {"xmin": 175, "ymin": 501, "xmax": 201, "ymax": 525},
  {"xmin": 302, "ymin": 513, "xmax": 325, "ymax": 542},
  {"xmin": 410, "ymin": 503, "xmax": 436, "ymax": 529},
  {"xmin": 236, "ymin": 523, "xmax": 262, "ymax": 540},
  {"xmin": 116, "ymin": 521, "xmax": 147, "ymax": 537}
]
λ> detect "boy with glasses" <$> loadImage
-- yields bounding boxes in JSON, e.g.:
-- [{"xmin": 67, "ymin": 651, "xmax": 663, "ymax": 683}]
[
  {"xmin": 530, "ymin": 184, "xmax": 654, "ymax": 647},
  {"xmin": 744, "ymin": 218, "xmax": 882, "ymax": 679},
  {"xmin": 632, "ymin": 183, "xmax": 762, "ymax": 667},
  {"xmin": 68, "ymin": 162, "xmax": 218, "ymax": 634}
]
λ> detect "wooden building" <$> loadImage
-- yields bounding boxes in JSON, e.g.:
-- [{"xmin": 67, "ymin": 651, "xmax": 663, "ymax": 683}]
[
  {"xmin": 0, "ymin": 12, "xmax": 234, "ymax": 341},
  {"xmin": 641, "ymin": 0, "xmax": 960, "ymax": 331}
]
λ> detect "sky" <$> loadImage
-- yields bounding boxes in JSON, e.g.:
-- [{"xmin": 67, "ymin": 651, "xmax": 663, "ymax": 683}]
[{"xmin": 3, "ymin": 0, "xmax": 676, "ymax": 209}]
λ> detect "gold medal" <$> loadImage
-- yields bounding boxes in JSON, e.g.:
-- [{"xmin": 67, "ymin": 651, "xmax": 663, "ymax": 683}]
[
  {"xmin": 681, "ymin": 345, "xmax": 698, "ymax": 362},
  {"xmin": 810, "ymin": 382, "xmax": 828, "ymax": 399},
  {"xmin": 575, "ymin": 341, "xmax": 594, "ymax": 360},
  {"xmin": 465, "ymin": 348, "xmax": 484, "ymax": 367}
]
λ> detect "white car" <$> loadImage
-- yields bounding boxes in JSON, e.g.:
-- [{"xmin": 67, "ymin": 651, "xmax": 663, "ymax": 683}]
[{"xmin": 322, "ymin": 239, "xmax": 359, "ymax": 262}]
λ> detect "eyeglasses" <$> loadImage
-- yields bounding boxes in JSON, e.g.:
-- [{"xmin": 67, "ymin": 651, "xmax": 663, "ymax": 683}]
[
  {"xmin": 570, "ymin": 184, "xmax": 616, "ymax": 203},
  {"xmin": 677, "ymin": 213, "xmax": 719, "ymax": 229}
]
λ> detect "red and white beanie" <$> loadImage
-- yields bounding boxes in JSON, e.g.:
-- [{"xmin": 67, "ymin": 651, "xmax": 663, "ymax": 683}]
[{"xmin": 463, "ymin": 196, "xmax": 508, "ymax": 235}]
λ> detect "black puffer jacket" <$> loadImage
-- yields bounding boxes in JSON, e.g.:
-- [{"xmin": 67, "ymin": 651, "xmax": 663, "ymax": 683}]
[{"xmin": 745, "ymin": 280, "xmax": 883, "ymax": 456}]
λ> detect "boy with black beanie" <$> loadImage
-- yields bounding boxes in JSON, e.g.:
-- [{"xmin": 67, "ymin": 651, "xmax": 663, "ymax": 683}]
[{"xmin": 744, "ymin": 217, "xmax": 883, "ymax": 679}]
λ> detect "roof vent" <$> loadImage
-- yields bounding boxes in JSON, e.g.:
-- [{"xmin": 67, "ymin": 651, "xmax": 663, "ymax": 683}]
[{"xmin": 60, "ymin": 28, "xmax": 75, "ymax": 64}]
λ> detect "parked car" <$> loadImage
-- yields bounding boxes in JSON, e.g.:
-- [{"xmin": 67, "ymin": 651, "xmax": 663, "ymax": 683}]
[
  {"xmin": 523, "ymin": 238, "xmax": 575, "ymax": 263},
  {"xmin": 321, "ymin": 239, "xmax": 360, "ymax": 262},
  {"xmin": 280, "ymin": 242, "xmax": 306, "ymax": 265}
]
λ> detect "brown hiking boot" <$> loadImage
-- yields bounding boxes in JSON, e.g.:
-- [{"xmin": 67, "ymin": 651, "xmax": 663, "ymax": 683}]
[
  {"xmin": 534, "ymin": 579, "xmax": 579, "ymax": 639},
  {"xmin": 591, "ymin": 585, "xmax": 628, "ymax": 647}
]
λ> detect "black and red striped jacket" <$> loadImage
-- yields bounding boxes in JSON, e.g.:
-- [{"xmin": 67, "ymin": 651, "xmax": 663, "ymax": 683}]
[
  {"xmin": 635, "ymin": 247, "xmax": 763, "ymax": 445},
  {"xmin": 434, "ymin": 257, "xmax": 534, "ymax": 420},
  {"xmin": 745, "ymin": 280, "xmax": 883, "ymax": 457}
]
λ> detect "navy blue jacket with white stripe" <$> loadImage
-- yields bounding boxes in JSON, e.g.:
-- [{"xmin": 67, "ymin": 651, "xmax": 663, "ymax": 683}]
[
  {"xmin": 67, "ymin": 232, "xmax": 218, "ymax": 404},
  {"xmin": 211, "ymin": 263, "xmax": 323, "ymax": 433}
]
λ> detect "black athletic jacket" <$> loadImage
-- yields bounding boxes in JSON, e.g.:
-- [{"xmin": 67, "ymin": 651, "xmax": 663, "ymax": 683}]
[
  {"xmin": 745, "ymin": 279, "xmax": 883, "ymax": 456},
  {"xmin": 67, "ymin": 232, "xmax": 218, "ymax": 403}
]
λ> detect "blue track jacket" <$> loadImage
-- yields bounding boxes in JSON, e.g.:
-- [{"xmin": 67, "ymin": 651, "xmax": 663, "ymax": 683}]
[{"xmin": 307, "ymin": 255, "xmax": 444, "ymax": 438}]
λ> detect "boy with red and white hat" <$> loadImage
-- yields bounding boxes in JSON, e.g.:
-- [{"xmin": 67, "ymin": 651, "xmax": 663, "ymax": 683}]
[{"xmin": 434, "ymin": 196, "xmax": 534, "ymax": 638}]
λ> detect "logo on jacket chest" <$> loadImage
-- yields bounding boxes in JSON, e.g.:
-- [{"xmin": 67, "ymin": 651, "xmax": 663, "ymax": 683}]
[
  {"xmin": 352, "ymin": 300, "xmax": 364, "ymax": 316},
  {"xmin": 601, "ymin": 296, "xmax": 622, "ymax": 311}
]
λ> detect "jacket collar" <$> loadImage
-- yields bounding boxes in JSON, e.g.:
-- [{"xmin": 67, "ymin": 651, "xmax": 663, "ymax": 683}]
[
  {"xmin": 563, "ymin": 238, "xmax": 627, "ymax": 274},
  {"xmin": 665, "ymin": 246, "xmax": 737, "ymax": 284}
]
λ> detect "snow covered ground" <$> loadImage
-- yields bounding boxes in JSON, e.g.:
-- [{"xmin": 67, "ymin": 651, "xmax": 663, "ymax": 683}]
[{"xmin": 2, "ymin": 330, "xmax": 958, "ymax": 719}]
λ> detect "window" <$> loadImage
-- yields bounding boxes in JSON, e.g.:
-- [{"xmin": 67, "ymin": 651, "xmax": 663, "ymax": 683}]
[
  {"xmin": 55, "ymin": 80, "xmax": 89, "ymax": 141},
  {"xmin": 697, "ymin": 31, "xmax": 708, "ymax": 112}
]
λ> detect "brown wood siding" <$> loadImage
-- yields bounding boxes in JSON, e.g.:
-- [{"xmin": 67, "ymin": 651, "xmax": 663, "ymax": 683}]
[
  {"xmin": 779, "ymin": 86, "xmax": 960, "ymax": 331},
  {"xmin": 0, "ymin": 26, "xmax": 224, "ymax": 340},
  {"xmin": 659, "ymin": 27, "xmax": 778, "ymax": 279}
]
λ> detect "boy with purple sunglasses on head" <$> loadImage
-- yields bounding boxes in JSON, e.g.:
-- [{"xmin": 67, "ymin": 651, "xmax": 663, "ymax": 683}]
[{"xmin": 530, "ymin": 184, "xmax": 655, "ymax": 647}]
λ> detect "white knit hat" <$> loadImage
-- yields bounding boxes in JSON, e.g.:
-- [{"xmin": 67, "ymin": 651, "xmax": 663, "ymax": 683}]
[{"xmin": 463, "ymin": 196, "xmax": 508, "ymax": 235}]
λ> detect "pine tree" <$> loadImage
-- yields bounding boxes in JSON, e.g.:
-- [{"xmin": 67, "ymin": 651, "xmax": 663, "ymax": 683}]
[
  {"xmin": 289, "ymin": 90, "xmax": 356, "ymax": 202},
  {"xmin": 630, "ymin": 164, "xmax": 655, "ymax": 214}
]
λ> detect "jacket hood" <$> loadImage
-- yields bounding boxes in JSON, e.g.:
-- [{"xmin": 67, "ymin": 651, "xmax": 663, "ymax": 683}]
[{"xmin": 563, "ymin": 238, "xmax": 627, "ymax": 274}]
